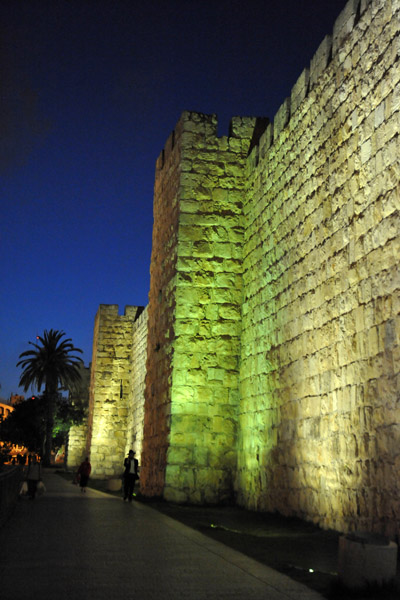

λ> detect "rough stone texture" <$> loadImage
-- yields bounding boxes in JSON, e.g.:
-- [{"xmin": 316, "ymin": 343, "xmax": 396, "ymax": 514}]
[
  {"xmin": 67, "ymin": 419, "xmax": 88, "ymax": 469},
  {"xmin": 140, "ymin": 121, "xmax": 182, "ymax": 497},
  {"xmin": 141, "ymin": 112, "xmax": 260, "ymax": 502},
  {"xmin": 66, "ymin": 364, "xmax": 90, "ymax": 469},
  {"xmin": 86, "ymin": 0, "xmax": 400, "ymax": 539},
  {"xmin": 126, "ymin": 305, "xmax": 148, "ymax": 462},
  {"xmin": 238, "ymin": 0, "xmax": 400, "ymax": 537},
  {"xmin": 87, "ymin": 304, "xmax": 145, "ymax": 478}
]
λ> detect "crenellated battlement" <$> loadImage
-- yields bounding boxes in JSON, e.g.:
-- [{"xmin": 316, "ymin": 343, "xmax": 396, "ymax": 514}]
[
  {"xmin": 156, "ymin": 110, "xmax": 263, "ymax": 172},
  {"xmin": 248, "ymin": 0, "xmax": 368, "ymax": 166},
  {"xmin": 156, "ymin": 111, "xmax": 215, "ymax": 170},
  {"xmin": 97, "ymin": 303, "xmax": 144, "ymax": 321},
  {"xmin": 157, "ymin": 1, "xmax": 368, "ymax": 175}
]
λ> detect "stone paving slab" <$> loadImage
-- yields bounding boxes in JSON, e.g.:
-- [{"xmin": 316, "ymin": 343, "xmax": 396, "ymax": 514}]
[{"xmin": 0, "ymin": 471, "xmax": 324, "ymax": 600}]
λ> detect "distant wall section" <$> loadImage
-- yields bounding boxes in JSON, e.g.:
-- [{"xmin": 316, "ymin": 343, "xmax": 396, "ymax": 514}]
[
  {"xmin": 67, "ymin": 363, "xmax": 91, "ymax": 469},
  {"xmin": 87, "ymin": 304, "xmax": 143, "ymax": 478},
  {"xmin": 126, "ymin": 305, "xmax": 148, "ymax": 462},
  {"xmin": 67, "ymin": 420, "xmax": 88, "ymax": 469}
]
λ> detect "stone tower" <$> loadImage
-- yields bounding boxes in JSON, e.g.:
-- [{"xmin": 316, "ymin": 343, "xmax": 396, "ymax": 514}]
[{"xmin": 140, "ymin": 111, "xmax": 266, "ymax": 502}]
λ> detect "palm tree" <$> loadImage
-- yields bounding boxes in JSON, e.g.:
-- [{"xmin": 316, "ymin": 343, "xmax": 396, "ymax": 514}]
[{"xmin": 17, "ymin": 329, "xmax": 83, "ymax": 465}]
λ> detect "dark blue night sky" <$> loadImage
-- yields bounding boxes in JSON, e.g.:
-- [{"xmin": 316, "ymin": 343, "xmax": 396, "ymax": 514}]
[{"xmin": 0, "ymin": 0, "xmax": 349, "ymax": 399}]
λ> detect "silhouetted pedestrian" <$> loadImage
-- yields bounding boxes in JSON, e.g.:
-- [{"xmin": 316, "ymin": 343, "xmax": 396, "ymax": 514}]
[
  {"xmin": 123, "ymin": 450, "xmax": 139, "ymax": 502},
  {"xmin": 26, "ymin": 456, "xmax": 41, "ymax": 499},
  {"xmin": 77, "ymin": 457, "xmax": 91, "ymax": 492}
]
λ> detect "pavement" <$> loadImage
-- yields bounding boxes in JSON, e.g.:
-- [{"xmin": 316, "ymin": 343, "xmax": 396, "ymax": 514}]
[{"xmin": 0, "ymin": 470, "xmax": 325, "ymax": 600}]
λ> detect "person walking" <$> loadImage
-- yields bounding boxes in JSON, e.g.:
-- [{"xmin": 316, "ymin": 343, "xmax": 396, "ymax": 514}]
[
  {"xmin": 123, "ymin": 450, "xmax": 139, "ymax": 502},
  {"xmin": 77, "ymin": 457, "xmax": 91, "ymax": 493},
  {"xmin": 26, "ymin": 456, "xmax": 42, "ymax": 499}
]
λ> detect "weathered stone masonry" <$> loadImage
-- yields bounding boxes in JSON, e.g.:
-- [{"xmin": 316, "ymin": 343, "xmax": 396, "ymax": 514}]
[
  {"xmin": 238, "ymin": 0, "xmax": 400, "ymax": 538},
  {"xmin": 82, "ymin": 0, "xmax": 399, "ymax": 538},
  {"xmin": 141, "ymin": 112, "xmax": 265, "ymax": 502},
  {"xmin": 126, "ymin": 305, "xmax": 148, "ymax": 461},
  {"xmin": 86, "ymin": 304, "xmax": 147, "ymax": 477}
]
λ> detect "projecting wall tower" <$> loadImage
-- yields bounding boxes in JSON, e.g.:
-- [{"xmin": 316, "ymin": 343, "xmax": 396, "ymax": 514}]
[{"xmin": 140, "ymin": 111, "xmax": 265, "ymax": 501}]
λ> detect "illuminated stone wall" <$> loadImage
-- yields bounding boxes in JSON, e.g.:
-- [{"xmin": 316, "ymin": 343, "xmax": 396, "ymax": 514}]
[
  {"xmin": 238, "ymin": 0, "xmax": 400, "ymax": 537},
  {"xmin": 87, "ymin": 304, "xmax": 145, "ymax": 478},
  {"xmin": 125, "ymin": 305, "xmax": 148, "ymax": 461},
  {"xmin": 85, "ymin": 0, "xmax": 399, "ymax": 538},
  {"xmin": 67, "ymin": 420, "xmax": 88, "ymax": 468},
  {"xmin": 66, "ymin": 363, "xmax": 91, "ymax": 469},
  {"xmin": 140, "ymin": 123, "xmax": 181, "ymax": 496},
  {"xmin": 141, "ymin": 112, "xmax": 261, "ymax": 501}
]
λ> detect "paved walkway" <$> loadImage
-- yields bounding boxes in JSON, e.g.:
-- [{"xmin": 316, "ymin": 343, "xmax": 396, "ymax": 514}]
[{"xmin": 0, "ymin": 471, "xmax": 323, "ymax": 600}]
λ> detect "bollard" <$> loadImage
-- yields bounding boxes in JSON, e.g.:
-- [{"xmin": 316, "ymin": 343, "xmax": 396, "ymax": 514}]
[
  {"xmin": 107, "ymin": 478, "xmax": 122, "ymax": 492},
  {"xmin": 338, "ymin": 531, "xmax": 398, "ymax": 589}
]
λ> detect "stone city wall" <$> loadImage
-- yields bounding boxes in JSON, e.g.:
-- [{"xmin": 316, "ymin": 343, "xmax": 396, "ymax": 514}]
[
  {"xmin": 140, "ymin": 112, "xmax": 264, "ymax": 501},
  {"xmin": 238, "ymin": 0, "xmax": 400, "ymax": 537},
  {"xmin": 126, "ymin": 305, "xmax": 148, "ymax": 463},
  {"xmin": 67, "ymin": 419, "xmax": 88, "ymax": 469},
  {"xmin": 88, "ymin": 304, "xmax": 143, "ymax": 478},
  {"xmin": 85, "ymin": 0, "xmax": 399, "ymax": 538},
  {"xmin": 140, "ymin": 122, "xmax": 182, "ymax": 496},
  {"xmin": 169, "ymin": 112, "xmax": 258, "ymax": 504},
  {"xmin": 67, "ymin": 364, "xmax": 91, "ymax": 470}
]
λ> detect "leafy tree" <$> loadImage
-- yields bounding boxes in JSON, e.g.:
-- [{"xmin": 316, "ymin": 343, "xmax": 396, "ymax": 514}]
[
  {"xmin": 0, "ymin": 395, "xmax": 46, "ymax": 454},
  {"xmin": 17, "ymin": 329, "xmax": 83, "ymax": 465},
  {"xmin": 52, "ymin": 393, "xmax": 87, "ymax": 465},
  {"xmin": 0, "ymin": 393, "xmax": 87, "ymax": 465}
]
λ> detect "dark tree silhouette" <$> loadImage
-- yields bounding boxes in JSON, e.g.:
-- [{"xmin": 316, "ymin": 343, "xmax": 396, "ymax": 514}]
[
  {"xmin": 0, "ymin": 395, "xmax": 46, "ymax": 454},
  {"xmin": 17, "ymin": 329, "xmax": 83, "ymax": 465}
]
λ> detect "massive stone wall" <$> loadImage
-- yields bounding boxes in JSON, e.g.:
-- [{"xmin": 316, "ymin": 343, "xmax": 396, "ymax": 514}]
[
  {"xmin": 126, "ymin": 305, "xmax": 148, "ymax": 461},
  {"xmin": 140, "ymin": 123, "xmax": 182, "ymax": 496},
  {"xmin": 238, "ymin": 0, "xmax": 400, "ymax": 537},
  {"xmin": 67, "ymin": 420, "xmax": 88, "ymax": 469},
  {"xmin": 66, "ymin": 363, "xmax": 91, "ymax": 469},
  {"xmin": 85, "ymin": 0, "xmax": 399, "ymax": 539},
  {"xmin": 87, "ymin": 304, "xmax": 144, "ymax": 477},
  {"xmin": 140, "ymin": 112, "xmax": 262, "ymax": 501}
]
